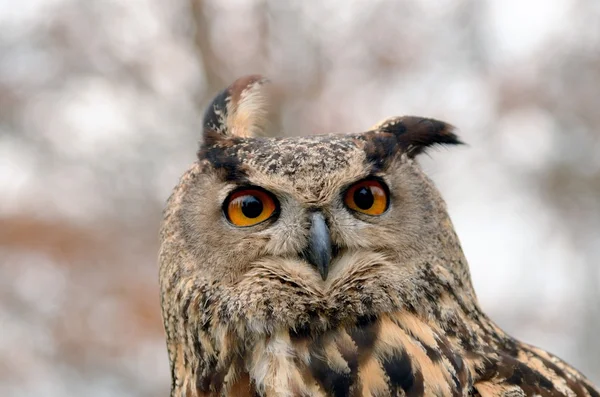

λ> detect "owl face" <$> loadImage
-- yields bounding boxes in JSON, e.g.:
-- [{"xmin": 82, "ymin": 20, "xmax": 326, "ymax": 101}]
[
  {"xmin": 160, "ymin": 77, "xmax": 600, "ymax": 397},
  {"xmin": 182, "ymin": 134, "xmax": 441, "ymax": 283},
  {"xmin": 162, "ymin": 76, "xmax": 464, "ymax": 335}
]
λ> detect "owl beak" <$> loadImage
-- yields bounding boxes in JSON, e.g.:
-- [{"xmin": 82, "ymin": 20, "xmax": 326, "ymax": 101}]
[{"xmin": 303, "ymin": 212, "xmax": 332, "ymax": 281}]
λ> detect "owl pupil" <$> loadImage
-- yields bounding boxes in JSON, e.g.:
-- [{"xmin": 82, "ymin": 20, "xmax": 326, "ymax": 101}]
[
  {"xmin": 354, "ymin": 187, "xmax": 374, "ymax": 210},
  {"xmin": 241, "ymin": 196, "xmax": 263, "ymax": 218}
]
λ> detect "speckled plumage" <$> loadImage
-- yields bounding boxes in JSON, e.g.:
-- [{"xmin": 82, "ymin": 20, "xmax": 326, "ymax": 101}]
[{"xmin": 159, "ymin": 76, "xmax": 599, "ymax": 397}]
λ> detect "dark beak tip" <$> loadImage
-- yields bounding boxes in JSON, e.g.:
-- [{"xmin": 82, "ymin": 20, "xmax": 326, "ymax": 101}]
[{"xmin": 318, "ymin": 264, "xmax": 329, "ymax": 281}]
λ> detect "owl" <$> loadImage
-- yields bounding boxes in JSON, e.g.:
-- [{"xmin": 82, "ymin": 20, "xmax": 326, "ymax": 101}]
[{"xmin": 159, "ymin": 75, "xmax": 599, "ymax": 397}]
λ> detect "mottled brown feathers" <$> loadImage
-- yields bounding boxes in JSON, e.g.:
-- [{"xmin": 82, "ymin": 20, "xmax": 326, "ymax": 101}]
[{"xmin": 160, "ymin": 75, "xmax": 599, "ymax": 397}]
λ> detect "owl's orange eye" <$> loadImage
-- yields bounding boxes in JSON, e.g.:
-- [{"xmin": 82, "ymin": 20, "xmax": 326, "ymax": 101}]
[
  {"xmin": 344, "ymin": 179, "xmax": 389, "ymax": 216},
  {"xmin": 224, "ymin": 188, "xmax": 278, "ymax": 227}
]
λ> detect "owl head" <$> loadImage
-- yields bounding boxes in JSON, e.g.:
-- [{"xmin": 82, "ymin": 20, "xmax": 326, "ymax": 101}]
[{"xmin": 159, "ymin": 75, "xmax": 475, "ymax": 376}]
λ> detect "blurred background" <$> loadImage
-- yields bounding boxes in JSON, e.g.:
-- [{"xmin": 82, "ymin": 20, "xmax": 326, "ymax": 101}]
[{"xmin": 1, "ymin": 0, "xmax": 600, "ymax": 395}]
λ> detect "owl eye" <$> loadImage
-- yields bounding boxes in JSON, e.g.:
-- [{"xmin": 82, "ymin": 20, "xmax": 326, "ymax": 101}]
[
  {"xmin": 224, "ymin": 188, "xmax": 278, "ymax": 227},
  {"xmin": 344, "ymin": 179, "xmax": 389, "ymax": 216}
]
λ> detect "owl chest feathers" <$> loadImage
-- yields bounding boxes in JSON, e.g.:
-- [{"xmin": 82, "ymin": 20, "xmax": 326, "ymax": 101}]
[
  {"xmin": 172, "ymin": 277, "xmax": 599, "ymax": 397},
  {"xmin": 164, "ymin": 247, "xmax": 599, "ymax": 397},
  {"xmin": 189, "ymin": 311, "xmax": 472, "ymax": 397},
  {"xmin": 168, "ymin": 254, "xmax": 473, "ymax": 395}
]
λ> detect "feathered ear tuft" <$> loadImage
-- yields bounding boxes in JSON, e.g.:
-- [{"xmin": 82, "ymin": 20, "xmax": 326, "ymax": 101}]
[
  {"xmin": 202, "ymin": 75, "xmax": 272, "ymax": 145},
  {"xmin": 372, "ymin": 116, "xmax": 463, "ymax": 158}
]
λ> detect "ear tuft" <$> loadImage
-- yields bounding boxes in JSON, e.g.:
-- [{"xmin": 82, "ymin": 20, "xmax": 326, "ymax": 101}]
[
  {"xmin": 373, "ymin": 116, "xmax": 463, "ymax": 157},
  {"xmin": 202, "ymin": 75, "xmax": 272, "ymax": 144}
]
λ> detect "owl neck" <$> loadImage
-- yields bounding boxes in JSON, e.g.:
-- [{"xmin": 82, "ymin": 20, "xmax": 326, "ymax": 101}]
[{"xmin": 167, "ymin": 262, "xmax": 513, "ymax": 397}]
